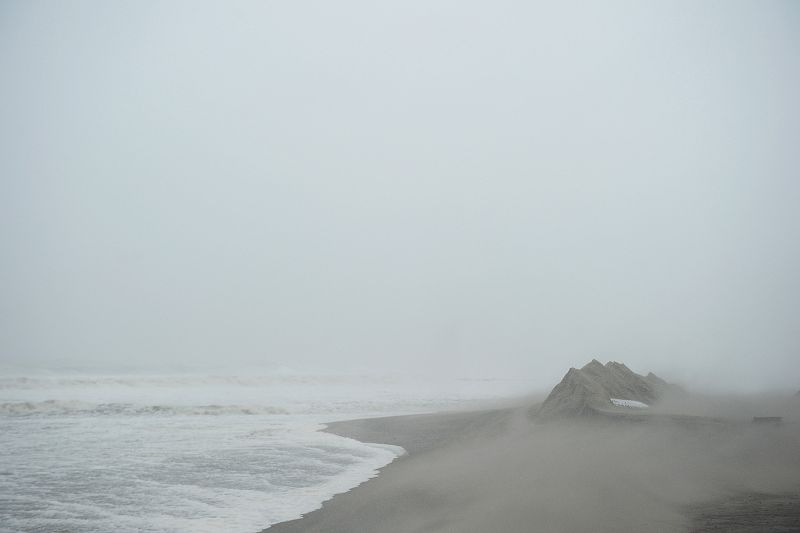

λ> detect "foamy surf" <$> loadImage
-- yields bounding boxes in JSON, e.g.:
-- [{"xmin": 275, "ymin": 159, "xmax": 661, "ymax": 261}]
[
  {"xmin": 0, "ymin": 415, "xmax": 402, "ymax": 532},
  {"xmin": 0, "ymin": 373, "xmax": 524, "ymax": 532}
]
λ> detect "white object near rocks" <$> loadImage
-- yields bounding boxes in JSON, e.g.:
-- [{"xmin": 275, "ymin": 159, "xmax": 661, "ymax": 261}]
[{"xmin": 610, "ymin": 398, "xmax": 649, "ymax": 409}]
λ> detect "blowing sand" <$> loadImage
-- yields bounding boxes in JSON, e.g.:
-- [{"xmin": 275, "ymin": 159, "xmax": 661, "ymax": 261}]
[{"xmin": 264, "ymin": 404, "xmax": 800, "ymax": 533}]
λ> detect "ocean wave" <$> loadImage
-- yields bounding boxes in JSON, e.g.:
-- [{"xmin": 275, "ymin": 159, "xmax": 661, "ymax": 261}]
[
  {"xmin": 0, "ymin": 397, "xmax": 476, "ymax": 418},
  {"xmin": 0, "ymin": 400, "xmax": 289, "ymax": 417},
  {"xmin": 0, "ymin": 374, "xmax": 396, "ymax": 390}
]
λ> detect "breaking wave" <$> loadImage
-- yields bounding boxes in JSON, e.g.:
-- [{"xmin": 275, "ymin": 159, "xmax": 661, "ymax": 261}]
[
  {"xmin": 0, "ymin": 374, "xmax": 382, "ymax": 390},
  {"xmin": 0, "ymin": 400, "xmax": 289, "ymax": 417}
]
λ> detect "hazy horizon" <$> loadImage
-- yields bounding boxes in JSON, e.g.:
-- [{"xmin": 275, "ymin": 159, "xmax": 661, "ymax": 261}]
[{"xmin": 2, "ymin": 1, "xmax": 799, "ymax": 393}]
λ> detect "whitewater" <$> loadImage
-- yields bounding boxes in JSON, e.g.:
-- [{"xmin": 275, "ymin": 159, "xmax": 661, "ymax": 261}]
[{"xmin": 0, "ymin": 371, "xmax": 525, "ymax": 532}]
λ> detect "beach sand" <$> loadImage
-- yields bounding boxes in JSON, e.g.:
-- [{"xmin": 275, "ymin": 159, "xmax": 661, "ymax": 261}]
[{"xmin": 264, "ymin": 407, "xmax": 800, "ymax": 533}]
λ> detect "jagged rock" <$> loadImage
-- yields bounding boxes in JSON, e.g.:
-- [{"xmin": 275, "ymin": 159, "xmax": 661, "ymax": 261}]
[{"xmin": 535, "ymin": 359, "xmax": 675, "ymax": 419}]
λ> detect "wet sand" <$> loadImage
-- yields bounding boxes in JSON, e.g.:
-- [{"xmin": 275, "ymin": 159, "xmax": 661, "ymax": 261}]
[
  {"xmin": 689, "ymin": 492, "xmax": 800, "ymax": 532},
  {"xmin": 263, "ymin": 408, "xmax": 516, "ymax": 533},
  {"xmin": 263, "ymin": 408, "xmax": 800, "ymax": 533}
]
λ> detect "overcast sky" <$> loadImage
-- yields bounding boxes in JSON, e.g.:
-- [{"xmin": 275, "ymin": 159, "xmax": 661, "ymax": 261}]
[{"xmin": 1, "ymin": 1, "xmax": 798, "ymax": 390}]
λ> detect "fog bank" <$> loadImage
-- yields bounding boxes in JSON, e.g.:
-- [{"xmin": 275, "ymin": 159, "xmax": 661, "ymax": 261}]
[{"xmin": 2, "ymin": 1, "xmax": 799, "ymax": 391}]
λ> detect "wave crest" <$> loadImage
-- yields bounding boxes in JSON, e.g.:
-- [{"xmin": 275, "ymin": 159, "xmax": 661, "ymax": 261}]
[{"xmin": 0, "ymin": 400, "xmax": 289, "ymax": 417}]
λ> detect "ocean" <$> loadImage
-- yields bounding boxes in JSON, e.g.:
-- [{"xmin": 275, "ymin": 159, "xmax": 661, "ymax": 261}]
[{"xmin": 0, "ymin": 371, "xmax": 526, "ymax": 532}]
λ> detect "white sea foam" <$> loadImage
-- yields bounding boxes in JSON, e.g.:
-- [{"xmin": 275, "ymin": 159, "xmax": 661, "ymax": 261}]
[
  {"xmin": 0, "ymin": 400, "xmax": 290, "ymax": 417},
  {"xmin": 0, "ymin": 414, "xmax": 402, "ymax": 532},
  {"xmin": 0, "ymin": 373, "xmax": 527, "ymax": 532}
]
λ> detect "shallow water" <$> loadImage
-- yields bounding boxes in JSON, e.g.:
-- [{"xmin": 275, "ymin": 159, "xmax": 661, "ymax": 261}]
[{"xmin": 0, "ymin": 372, "xmax": 526, "ymax": 532}]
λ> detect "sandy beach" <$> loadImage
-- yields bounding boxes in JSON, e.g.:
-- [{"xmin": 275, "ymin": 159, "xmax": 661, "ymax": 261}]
[{"xmin": 264, "ymin": 405, "xmax": 800, "ymax": 533}]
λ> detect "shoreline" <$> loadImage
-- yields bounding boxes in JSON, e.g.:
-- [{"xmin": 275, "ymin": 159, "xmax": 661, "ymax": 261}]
[
  {"xmin": 262, "ymin": 407, "xmax": 516, "ymax": 533},
  {"xmin": 262, "ymin": 407, "xmax": 800, "ymax": 533}
]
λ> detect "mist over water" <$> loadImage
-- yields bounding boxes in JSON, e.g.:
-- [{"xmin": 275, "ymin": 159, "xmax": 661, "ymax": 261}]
[{"xmin": 2, "ymin": 0, "xmax": 799, "ymax": 390}]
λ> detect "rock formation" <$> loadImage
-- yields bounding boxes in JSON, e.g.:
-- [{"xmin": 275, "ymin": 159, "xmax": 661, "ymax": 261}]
[{"xmin": 535, "ymin": 359, "xmax": 676, "ymax": 419}]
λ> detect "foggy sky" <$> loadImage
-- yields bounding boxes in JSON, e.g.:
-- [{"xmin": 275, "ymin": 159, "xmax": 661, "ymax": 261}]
[{"xmin": 1, "ymin": 1, "xmax": 798, "ymax": 391}]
